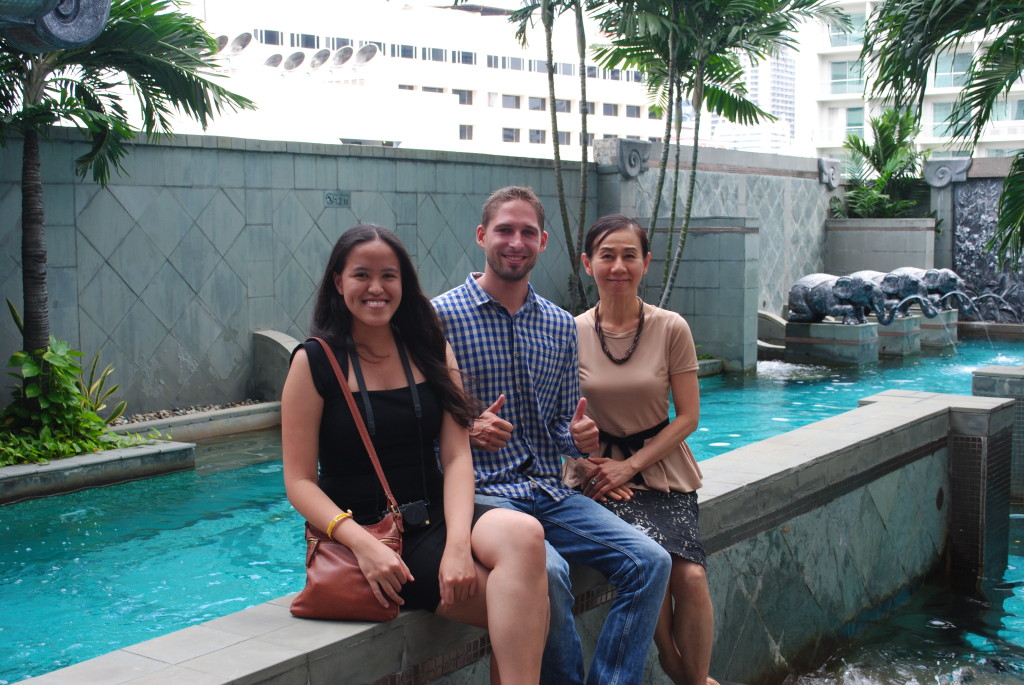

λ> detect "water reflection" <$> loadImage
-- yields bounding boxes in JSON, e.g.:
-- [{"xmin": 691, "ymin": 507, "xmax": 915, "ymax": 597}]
[{"xmin": 786, "ymin": 509, "xmax": 1024, "ymax": 684}]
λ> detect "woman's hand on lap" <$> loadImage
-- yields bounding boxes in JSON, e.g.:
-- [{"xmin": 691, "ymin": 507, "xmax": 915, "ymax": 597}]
[
  {"xmin": 584, "ymin": 456, "xmax": 639, "ymax": 500},
  {"xmin": 438, "ymin": 542, "xmax": 477, "ymax": 606}
]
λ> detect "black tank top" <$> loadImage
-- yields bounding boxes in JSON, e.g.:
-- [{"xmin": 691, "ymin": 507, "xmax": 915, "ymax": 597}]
[{"xmin": 296, "ymin": 340, "xmax": 445, "ymax": 524}]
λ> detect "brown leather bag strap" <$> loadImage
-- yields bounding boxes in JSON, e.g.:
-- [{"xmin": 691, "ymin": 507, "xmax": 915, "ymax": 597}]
[{"xmin": 310, "ymin": 337, "xmax": 401, "ymax": 516}]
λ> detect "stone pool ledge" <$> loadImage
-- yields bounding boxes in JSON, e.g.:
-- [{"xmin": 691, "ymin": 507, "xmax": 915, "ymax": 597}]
[
  {"xmin": 110, "ymin": 401, "xmax": 281, "ymax": 442},
  {"xmin": 0, "ymin": 440, "xmax": 196, "ymax": 506},
  {"xmin": 19, "ymin": 390, "xmax": 1015, "ymax": 685}
]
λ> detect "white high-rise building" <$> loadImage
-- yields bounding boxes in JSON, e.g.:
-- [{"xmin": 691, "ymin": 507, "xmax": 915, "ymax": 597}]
[
  {"xmin": 175, "ymin": 0, "xmax": 679, "ymax": 160},
  {"xmin": 806, "ymin": 0, "xmax": 1024, "ymax": 160},
  {"xmin": 706, "ymin": 48, "xmax": 800, "ymax": 155}
]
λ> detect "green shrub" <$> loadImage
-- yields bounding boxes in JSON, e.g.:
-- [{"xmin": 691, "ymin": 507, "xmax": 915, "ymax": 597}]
[{"xmin": 1, "ymin": 323, "xmax": 146, "ymax": 466}]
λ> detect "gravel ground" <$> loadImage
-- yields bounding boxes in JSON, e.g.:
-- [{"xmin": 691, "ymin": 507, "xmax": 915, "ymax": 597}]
[{"xmin": 111, "ymin": 399, "xmax": 266, "ymax": 425}]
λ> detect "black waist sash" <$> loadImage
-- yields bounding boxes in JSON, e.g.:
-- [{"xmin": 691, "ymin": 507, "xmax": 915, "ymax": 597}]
[{"xmin": 598, "ymin": 418, "xmax": 670, "ymax": 486}]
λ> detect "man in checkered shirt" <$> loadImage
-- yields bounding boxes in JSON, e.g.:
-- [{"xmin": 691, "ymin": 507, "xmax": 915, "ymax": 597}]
[{"xmin": 433, "ymin": 186, "xmax": 671, "ymax": 685}]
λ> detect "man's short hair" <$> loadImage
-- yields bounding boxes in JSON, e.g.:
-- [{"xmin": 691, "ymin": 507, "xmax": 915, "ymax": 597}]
[{"xmin": 481, "ymin": 186, "xmax": 545, "ymax": 231}]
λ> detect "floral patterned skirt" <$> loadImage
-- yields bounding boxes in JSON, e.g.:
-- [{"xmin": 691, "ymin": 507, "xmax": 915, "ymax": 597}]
[{"xmin": 604, "ymin": 489, "xmax": 706, "ymax": 567}]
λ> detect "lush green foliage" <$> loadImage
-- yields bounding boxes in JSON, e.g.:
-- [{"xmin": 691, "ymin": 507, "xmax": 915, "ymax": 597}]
[
  {"xmin": 832, "ymin": 108, "xmax": 930, "ymax": 219},
  {"xmin": 1, "ymin": 302, "xmax": 142, "ymax": 466},
  {"xmin": 0, "ymin": 337, "xmax": 144, "ymax": 466},
  {"xmin": 863, "ymin": 0, "xmax": 1024, "ymax": 264},
  {"xmin": 592, "ymin": 0, "xmax": 849, "ymax": 307}
]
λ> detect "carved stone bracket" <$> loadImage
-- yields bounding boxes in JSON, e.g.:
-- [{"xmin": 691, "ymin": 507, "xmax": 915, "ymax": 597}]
[
  {"xmin": 617, "ymin": 139, "xmax": 651, "ymax": 178},
  {"xmin": 0, "ymin": 0, "xmax": 111, "ymax": 52},
  {"xmin": 818, "ymin": 158, "xmax": 840, "ymax": 190},
  {"xmin": 924, "ymin": 159, "xmax": 972, "ymax": 188}
]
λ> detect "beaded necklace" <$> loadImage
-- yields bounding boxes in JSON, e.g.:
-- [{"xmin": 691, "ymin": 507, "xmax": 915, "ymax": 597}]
[{"xmin": 594, "ymin": 296, "xmax": 645, "ymax": 365}]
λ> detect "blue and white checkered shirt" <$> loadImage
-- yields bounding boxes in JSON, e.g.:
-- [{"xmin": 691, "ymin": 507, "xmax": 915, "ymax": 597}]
[{"xmin": 433, "ymin": 274, "xmax": 585, "ymax": 501}]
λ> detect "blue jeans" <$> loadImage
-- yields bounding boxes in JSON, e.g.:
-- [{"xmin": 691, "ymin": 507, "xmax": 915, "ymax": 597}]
[{"xmin": 477, "ymin": 486, "xmax": 671, "ymax": 685}]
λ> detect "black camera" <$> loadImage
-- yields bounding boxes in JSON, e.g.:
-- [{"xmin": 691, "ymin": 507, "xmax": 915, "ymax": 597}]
[{"xmin": 394, "ymin": 500, "xmax": 431, "ymax": 529}]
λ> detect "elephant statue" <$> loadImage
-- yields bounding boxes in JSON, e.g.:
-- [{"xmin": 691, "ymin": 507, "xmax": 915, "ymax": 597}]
[
  {"xmin": 891, "ymin": 267, "xmax": 975, "ymax": 312},
  {"xmin": 850, "ymin": 270, "xmax": 939, "ymax": 320},
  {"xmin": 787, "ymin": 273, "xmax": 896, "ymax": 325}
]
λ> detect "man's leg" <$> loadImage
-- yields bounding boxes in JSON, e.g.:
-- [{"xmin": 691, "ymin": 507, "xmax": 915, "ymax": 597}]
[
  {"xmin": 534, "ymin": 492, "xmax": 671, "ymax": 685},
  {"xmin": 475, "ymin": 493, "xmax": 585, "ymax": 684}
]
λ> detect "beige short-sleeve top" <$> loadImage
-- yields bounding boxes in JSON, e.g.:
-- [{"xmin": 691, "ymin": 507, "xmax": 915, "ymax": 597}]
[{"xmin": 572, "ymin": 304, "xmax": 703, "ymax": 493}]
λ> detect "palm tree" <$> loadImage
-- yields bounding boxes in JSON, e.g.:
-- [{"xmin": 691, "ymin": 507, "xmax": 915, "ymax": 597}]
[
  {"xmin": 833, "ymin": 107, "xmax": 929, "ymax": 219},
  {"xmin": 0, "ymin": 0, "xmax": 253, "ymax": 357},
  {"xmin": 596, "ymin": 0, "xmax": 848, "ymax": 307},
  {"xmin": 863, "ymin": 0, "xmax": 1024, "ymax": 265},
  {"xmin": 507, "ymin": 0, "xmax": 599, "ymax": 313}
]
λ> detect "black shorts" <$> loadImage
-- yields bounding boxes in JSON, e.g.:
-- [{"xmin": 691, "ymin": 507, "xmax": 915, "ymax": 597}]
[{"xmin": 399, "ymin": 502, "xmax": 495, "ymax": 611}]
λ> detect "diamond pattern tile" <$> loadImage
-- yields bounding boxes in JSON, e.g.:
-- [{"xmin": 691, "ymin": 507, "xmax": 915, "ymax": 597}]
[{"xmin": 1, "ymin": 138, "xmax": 844, "ymax": 412}]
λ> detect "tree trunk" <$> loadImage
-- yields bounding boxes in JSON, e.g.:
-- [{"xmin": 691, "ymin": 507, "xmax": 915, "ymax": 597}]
[
  {"xmin": 658, "ymin": 73, "xmax": 703, "ymax": 309},
  {"xmin": 541, "ymin": 0, "xmax": 584, "ymax": 312},
  {"xmin": 648, "ymin": 29, "xmax": 677, "ymax": 245},
  {"xmin": 21, "ymin": 127, "xmax": 50, "ymax": 355},
  {"xmin": 573, "ymin": 0, "xmax": 589, "ymax": 311}
]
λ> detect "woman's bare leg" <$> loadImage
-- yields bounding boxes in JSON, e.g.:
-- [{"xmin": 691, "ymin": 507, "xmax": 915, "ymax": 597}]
[
  {"xmin": 672, "ymin": 558, "xmax": 716, "ymax": 685},
  {"xmin": 437, "ymin": 509, "xmax": 548, "ymax": 684}
]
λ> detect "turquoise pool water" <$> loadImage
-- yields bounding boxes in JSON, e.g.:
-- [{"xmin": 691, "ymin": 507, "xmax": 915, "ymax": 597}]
[
  {"xmin": 789, "ymin": 508, "xmax": 1024, "ymax": 684},
  {"xmin": 3, "ymin": 340, "xmax": 1024, "ymax": 683}
]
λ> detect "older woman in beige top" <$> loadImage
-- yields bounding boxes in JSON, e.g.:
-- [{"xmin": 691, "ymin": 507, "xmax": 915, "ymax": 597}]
[{"xmin": 566, "ymin": 214, "xmax": 716, "ymax": 685}]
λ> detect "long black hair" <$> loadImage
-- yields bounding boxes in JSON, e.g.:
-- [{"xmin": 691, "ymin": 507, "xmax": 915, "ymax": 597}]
[{"xmin": 311, "ymin": 224, "xmax": 477, "ymax": 426}]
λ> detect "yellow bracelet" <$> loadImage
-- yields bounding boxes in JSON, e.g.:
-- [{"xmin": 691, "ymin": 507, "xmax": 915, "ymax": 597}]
[{"xmin": 325, "ymin": 510, "xmax": 353, "ymax": 540}]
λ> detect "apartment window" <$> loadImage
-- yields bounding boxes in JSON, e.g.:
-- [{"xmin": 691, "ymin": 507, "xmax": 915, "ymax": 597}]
[
  {"xmin": 530, "ymin": 59, "xmax": 548, "ymax": 73},
  {"xmin": 626, "ymin": 105, "xmax": 641, "ymax": 118},
  {"xmin": 487, "ymin": 54, "xmax": 500, "ymax": 68},
  {"xmin": 627, "ymin": 70, "xmax": 644, "ymax": 83},
  {"xmin": 994, "ymin": 99, "xmax": 1024, "ymax": 120},
  {"xmin": 529, "ymin": 129, "xmax": 546, "ymax": 144},
  {"xmin": 328, "ymin": 37, "xmax": 351, "ymax": 49},
  {"xmin": 361, "ymin": 40, "xmax": 384, "ymax": 51},
  {"xmin": 505, "ymin": 56, "xmax": 524, "ymax": 70},
  {"xmin": 649, "ymin": 137, "xmax": 660, "ymax": 144},
  {"xmin": 422, "ymin": 86, "xmax": 444, "ymax": 93},
  {"xmin": 454, "ymin": 89, "xmax": 473, "ymax": 105},
  {"xmin": 556, "ymin": 62, "xmax": 574, "ymax": 76},
  {"xmin": 254, "ymin": 29, "xmax": 283, "ymax": 46},
  {"xmin": 585, "ymin": 133, "xmax": 595, "ymax": 145},
  {"xmin": 649, "ymin": 107, "xmax": 662, "ymax": 119},
  {"xmin": 603, "ymin": 103, "xmax": 619, "ymax": 117},
  {"xmin": 290, "ymin": 32, "xmax": 318, "ymax": 49},
  {"xmin": 845, "ymin": 107, "xmax": 864, "ymax": 137},
  {"xmin": 422, "ymin": 47, "xmax": 445, "ymax": 62},
  {"xmin": 554, "ymin": 99, "xmax": 571, "ymax": 113},
  {"xmin": 932, "ymin": 101, "xmax": 967, "ymax": 137},
  {"xmin": 398, "ymin": 84, "xmax": 415, "ymax": 90},
  {"xmin": 626, "ymin": 135, "xmax": 641, "ymax": 140},
  {"xmin": 488, "ymin": 92, "xmax": 498, "ymax": 107},
  {"xmin": 392, "ymin": 44, "xmax": 415, "ymax": 59},
  {"xmin": 452, "ymin": 50, "xmax": 476, "ymax": 65},
  {"xmin": 605, "ymin": 68, "xmax": 622, "ymax": 81},
  {"xmin": 934, "ymin": 52, "xmax": 971, "ymax": 88},
  {"xmin": 557, "ymin": 131, "xmax": 570, "ymax": 145},
  {"xmin": 581, "ymin": 101, "xmax": 595, "ymax": 114},
  {"xmin": 988, "ymin": 148, "xmax": 1014, "ymax": 157},
  {"xmin": 529, "ymin": 97, "xmax": 546, "ymax": 111},
  {"xmin": 502, "ymin": 128, "xmax": 520, "ymax": 143},
  {"xmin": 502, "ymin": 94, "xmax": 521, "ymax": 109},
  {"xmin": 459, "ymin": 125, "xmax": 473, "ymax": 140},
  {"xmin": 829, "ymin": 12, "xmax": 865, "ymax": 47},
  {"xmin": 830, "ymin": 60, "xmax": 863, "ymax": 94},
  {"xmin": 586, "ymin": 65, "xmax": 598, "ymax": 79}
]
